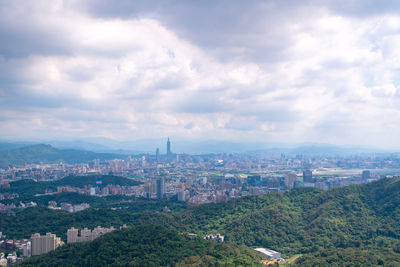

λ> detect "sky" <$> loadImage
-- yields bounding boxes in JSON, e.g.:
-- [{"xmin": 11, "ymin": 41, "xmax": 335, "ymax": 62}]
[{"xmin": 1, "ymin": 0, "xmax": 400, "ymax": 148}]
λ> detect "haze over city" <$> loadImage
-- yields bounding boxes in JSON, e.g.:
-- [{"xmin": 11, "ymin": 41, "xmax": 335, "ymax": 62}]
[
  {"xmin": 2, "ymin": 0, "xmax": 400, "ymax": 150},
  {"xmin": 2, "ymin": 2, "xmax": 400, "ymax": 266}
]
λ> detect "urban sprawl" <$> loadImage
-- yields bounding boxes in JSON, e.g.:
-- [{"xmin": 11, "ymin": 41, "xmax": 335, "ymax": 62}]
[{"xmin": 1, "ymin": 140, "xmax": 400, "ymax": 264}]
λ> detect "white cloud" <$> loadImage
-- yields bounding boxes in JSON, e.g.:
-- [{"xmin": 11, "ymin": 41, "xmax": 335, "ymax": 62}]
[{"xmin": 1, "ymin": 1, "xmax": 400, "ymax": 148}]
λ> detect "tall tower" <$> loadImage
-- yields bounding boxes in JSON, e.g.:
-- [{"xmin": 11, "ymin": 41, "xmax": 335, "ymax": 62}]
[
  {"xmin": 167, "ymin": 138, "xmax": 171, "ymax": 156},
  {"xmin": 303, "ymin": 170, "xmax": 313, "ymax": 183},
  {"xmin": 95, "ymin": 176, "xmax": 102, "ymax": 192},
  {"xmin": 156, "ymin": 148, "xmax": 160, "ymax": 162},
  {"xmin": 156, "ymin": 177, "xmax": 165, "ymax": 199}
]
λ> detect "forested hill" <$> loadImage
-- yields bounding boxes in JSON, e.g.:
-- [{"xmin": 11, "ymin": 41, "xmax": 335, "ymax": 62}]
[
  {"xmin": 7, "ymin": 178, "xmax": 400, "ymax": 266},
  {"xmin": 18, "ymin": 225, "xmax": 263, "ymax": 267},
  {"xmin": 0, "ymin": 144, "xmax": 124, "ymax": 167},
  {"xmin": 166, "ymin": 177, "xmax": 400, "ymax": 266}
]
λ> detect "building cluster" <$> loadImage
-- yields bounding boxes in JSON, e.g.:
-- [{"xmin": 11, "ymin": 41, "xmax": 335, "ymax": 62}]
[
  {"xmin": 0, "ymin": 202, "xmax": 37, "ymax": 216},
  {"xmin": 204, "ymin": 234, "xmax": 224, "ymax": 242},
  {"xmin": 143, "ymin": 177, "xmax": 165, "ymax": 199},
  {"xmin": 0, "ymin": 225, "xmax": 127, "ymax": 265},
  {"xmin": 1, "ymin": 139, "xmax": 400, "ymax": 266},
  {"xmin": 48, "ymin": 201, "xmax": 90, "ymax": 213},
  {"xmin": 0, "ymin": 235, "xmax": 32, "ymax": 265},
  {"xmin": 0, "ymin": 204, "xmax": 16, "ymax": 216},
  {"xmin": 51, "ymin": 183, "xmax": 141, "ymax": 197},
  {"xmin": 1, "ymin": 139, "xmax": 399, "ymax": 207},
  {"xmin": 0, "ymin": 193, "xmax": 18, "ymax": 201},
  {"xmin": 2, "ymin": 139, "xmax": 400, "ymax": 183},
  {"xmin": 0, "ymin": 163, "xmax": 90, "ymax": 181},
  {"xmin": 0, "ymin": 239, "xmax": 26, "ymax": 254},
  {"xmin": 67, "ymin": 225, "xmax": 126, "ymax": 243},
  {"xmin": 0, "ymin": 252, "xmax": 19, "ymax": 266}
]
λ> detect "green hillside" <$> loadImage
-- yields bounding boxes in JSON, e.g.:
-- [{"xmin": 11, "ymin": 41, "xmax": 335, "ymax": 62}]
[
  {"xmin": 5, "ymin": 178, "xmax": 400, "ymax": 266},
  {"xmin": 166, "ymin": 179, "xmax": 400, "ymax": 265},
  {"xmin": 0, "ymin": 144, "xmax": 123, "ymax": 167},
  {"xmin": 18, "ymin": 225, "xmax": 263, "ymax": 267}
]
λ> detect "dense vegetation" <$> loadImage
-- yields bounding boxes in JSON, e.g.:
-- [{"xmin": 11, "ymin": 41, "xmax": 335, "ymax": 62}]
[
  {"xmin": 294, "ymin": 247, "xmax": 400, "ymax": 267},
  {"xmin": 0, "ymin": 201, "xmax": 185, "ymax": 241},
  {"xmin": 3, "ymin": 177, "xmax": 400, "ymax": 266},
  {"xmin": 18, "ymin": 225, "xmax": 263, "ymax": 267},
  {"xmin": 0, "ymin": 144, "xmax": 123, "ymax": 167},
  {"xmin": 168, "ymin": 179, "xmax": 400, "ymax": 254}
]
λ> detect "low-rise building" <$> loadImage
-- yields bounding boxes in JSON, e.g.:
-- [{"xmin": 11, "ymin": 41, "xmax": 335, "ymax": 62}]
[
  {"xmin": 254, "ymin": 248, "xmax": 282, "ymax": 259},
  {"xmin": 204, "ymin": 233, "xmax": 224, "ymax": 242}
]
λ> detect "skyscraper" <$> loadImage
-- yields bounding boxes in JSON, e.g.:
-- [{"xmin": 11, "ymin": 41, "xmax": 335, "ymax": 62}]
[
  {"xmin": 177, "ymin": 190, "xmax": 186, "ymax": 202},
  {"xmin": 156, "ymin": 148, "xmax": 160, "ymax": 162},
  {"xmin": 285, "ymin": 173, "xmax": 297, "ymax": 189},
  {"xmin": 303, "ymin": 170, "xmax": 313, "ymax": 183},
  {"xmin": 362, "ymin": 170, "xmax": 370, "ymax": 180},
  {"xmin": 157, "ymin": 177, "xmax": 165, "ymax": 199},
  {"xmin": 167, "ymin": 138, "xmax": 171, "ymax": 156}
]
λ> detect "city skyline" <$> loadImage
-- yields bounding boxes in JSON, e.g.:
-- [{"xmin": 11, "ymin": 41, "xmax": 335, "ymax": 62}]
[{"xmin": 2, "ymin": 1, "xmax": 400, "ymax": 149}]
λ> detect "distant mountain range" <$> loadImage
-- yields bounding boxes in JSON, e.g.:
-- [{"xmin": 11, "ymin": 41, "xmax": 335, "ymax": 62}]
[
  {"xmin": 0, "ymin": 144, "xmax": 125, "ymax": 167},
  {"xmin": 0, "ymin": 139, "xmax": 395, "ymax": 160},
  {"xmin": 0, "ymin": 141, "xmax": 31, "ymax": 151}
]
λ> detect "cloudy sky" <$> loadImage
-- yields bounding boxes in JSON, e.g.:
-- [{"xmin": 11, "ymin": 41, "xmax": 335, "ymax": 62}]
[{"xmin": 1, "ymin": 0, "xmax": 400, "ymax": 148}]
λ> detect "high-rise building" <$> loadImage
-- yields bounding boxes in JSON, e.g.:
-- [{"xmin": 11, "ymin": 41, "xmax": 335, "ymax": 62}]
[
  {"xmin": 91, "ymin": 226, "xmax": 115, "ymax": 240},
  {"xmin": 362, "ymin": 170, "xmax": 371, "ymax": 180},
  {"xmin": 80, "ymin": 228, "xmax": 92, "ymax": 242},
  {"xmin": 247, "ymin": 175, "xmax": 261, "ymax": 186},
  {"xmin": 67, "ymin": 226, "xmax": 117, "ymax": 243},
  {"xmin": 285, "ymin": 173, "xmax": 297, "ymax": 189},
  {"xmin": 156, "ymin": 148, "xmax": 160, "ymax": 162},
  {"xmin": 177, "ymin": 190, "xmax": 186, "ymax": 201},
  {"xmin": 303, "ymin": 170, "xmax": 313, "ymax": 183},
  {"xmin": 96, "ymin": 176, "xmax": 102, "ymax": 191},
  {"xmin": 31, "ymin": 233, "xmax": 63, "ymax": 256},
  {"xmin": 167, "ymin": 138, "xmax": 171, "ymax": 156},
  {"xmin": 157, "ymin": 177, "xmax": 165, "ymax": 199},
  {"xmin": 22, "ymin": 242, "xmax": 31, "ymax": 257},
  {"xmin": 67, "ymin": 227, "xmax": 79, "ymax": 243}
]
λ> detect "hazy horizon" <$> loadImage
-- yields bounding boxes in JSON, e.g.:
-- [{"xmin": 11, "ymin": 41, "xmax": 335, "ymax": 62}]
[
  {"xmin": 0, "ymin": 137, "xmax": 396, "ymax": 155},
  {"xmin": 2, "ymin": 1, "xmax": 400, "ymax": 148}
]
